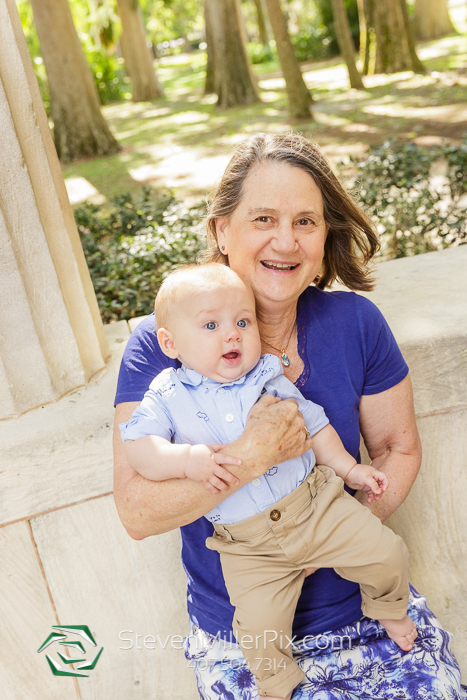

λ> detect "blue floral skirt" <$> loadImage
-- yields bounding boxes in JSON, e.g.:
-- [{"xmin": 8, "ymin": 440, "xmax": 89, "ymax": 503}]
[{"xmin": 184, "ymin": 586, "xmax": 466, "ymax": 699}]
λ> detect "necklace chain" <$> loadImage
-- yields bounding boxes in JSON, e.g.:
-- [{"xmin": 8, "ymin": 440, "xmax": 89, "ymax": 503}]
[{"xmin": 261, "ymin": 320, "xmax": 296, "ymax": 367}]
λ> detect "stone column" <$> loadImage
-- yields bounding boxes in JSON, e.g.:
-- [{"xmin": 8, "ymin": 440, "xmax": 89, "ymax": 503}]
[{"xmin": 0, "ymin": 0, "xmax": 109, "ymax": 420}]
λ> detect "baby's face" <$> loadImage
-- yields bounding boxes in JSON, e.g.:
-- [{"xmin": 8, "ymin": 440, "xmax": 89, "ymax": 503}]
[{"xmin": 167, "ymin": 281, "xmax": 261, "ymax": 383}]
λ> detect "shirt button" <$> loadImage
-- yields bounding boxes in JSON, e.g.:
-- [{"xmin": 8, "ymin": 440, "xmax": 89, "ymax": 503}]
[
  {"xmin": 225, "ymin": 413, "xmax": 234, "ymax": 422},
  {"xmin": 218, "ymin": 388, "xmax": 226, "ymax": 394},
  {"xmin": 252, "ymin": 479, "xmax": 261, "ymax": 488},
  {"xmin": 202, "ymin": 376, "xmax": 207, "ymax": 382}
]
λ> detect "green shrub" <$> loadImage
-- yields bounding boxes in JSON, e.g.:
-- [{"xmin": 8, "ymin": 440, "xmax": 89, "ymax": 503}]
[
  {"xmin": 248, "ymin": 42, "xmax": 275, "ymax": 65},
  {"xmin": 346, "ymin": 140, "xmax": 466, "ymax": 259},
  {"xmin": 86, "ymin": 50, "xmax": 127, "ymax": 104},
  {"xmin": 444, "ymin": 138, "xmax": 467, "ymax": 201},
  {"xmin": 291, "ymin": 25, "xmax": 330, "ymax": 63},
  {"xmin": 75, "ymin": 188, "xmax": 206, "ymax": 323}
]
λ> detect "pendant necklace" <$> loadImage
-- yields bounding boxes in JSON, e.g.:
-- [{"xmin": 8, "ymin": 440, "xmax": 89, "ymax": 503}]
[{"xmin": 261, "ymin": 320, "xmax": 296, "ymax": 368}]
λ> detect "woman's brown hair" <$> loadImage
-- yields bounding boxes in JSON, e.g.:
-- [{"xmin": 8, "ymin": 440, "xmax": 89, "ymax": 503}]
[{"xmin": 201, "ymin": 133, "xmax": 379, "ymax": 291}]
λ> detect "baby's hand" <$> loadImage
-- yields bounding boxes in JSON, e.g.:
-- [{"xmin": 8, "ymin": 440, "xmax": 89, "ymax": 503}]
[
  {"xmin": 344, "ymin": 463, "xmax": 388, "ymax": 502},
  {"xmin": 185, "ymin": 444, "xmax": 241, "ymax": 495}
]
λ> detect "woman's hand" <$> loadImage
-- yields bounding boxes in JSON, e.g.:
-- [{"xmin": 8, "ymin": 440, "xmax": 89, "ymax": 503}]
[{"xmin": 223, "ymin": 393, "xmax": 313, "ymax": 474}]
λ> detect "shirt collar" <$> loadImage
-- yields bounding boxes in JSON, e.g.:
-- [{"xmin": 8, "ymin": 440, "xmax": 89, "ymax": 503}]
[{"xmin": 176, "ymin": 363, "xmax": 258, "ymax": 389}]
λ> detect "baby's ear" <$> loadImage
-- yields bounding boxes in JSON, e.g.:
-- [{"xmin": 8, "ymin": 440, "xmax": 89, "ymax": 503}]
[{"xmin": 157, "ymin": 327, "xmax": 179, "ymax": 359}]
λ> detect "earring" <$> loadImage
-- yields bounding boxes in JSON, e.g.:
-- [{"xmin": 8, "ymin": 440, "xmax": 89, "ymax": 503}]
[{"xmin": 221, "ymin": 246, "xmax": 225, "ymax": 251}]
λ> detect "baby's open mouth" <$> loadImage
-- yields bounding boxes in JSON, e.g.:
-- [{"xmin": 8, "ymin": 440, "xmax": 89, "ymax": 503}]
[
  {"xmin": 222, "ymin": 351, "xmax": 241, "ymax": 365},
  {"xmin": 261, "ymin": 261, "xmax": 299, "ymax": 271}
]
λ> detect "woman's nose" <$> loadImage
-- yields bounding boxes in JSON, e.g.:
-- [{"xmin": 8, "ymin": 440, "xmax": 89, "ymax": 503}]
[{"xmin": 271, "ymin": 223, "xmax": 299, "ymax": 253}]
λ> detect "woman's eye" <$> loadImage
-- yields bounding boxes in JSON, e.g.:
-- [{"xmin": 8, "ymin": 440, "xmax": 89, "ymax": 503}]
[
  {"xmin": 237, "ymin": 319, "xmax": 248, "ymax": 328},
  {"xmin": 297, "ymin": 218, "xmax": 314, "ymax": 226},
  {"xmin": 204, "ymin": 322, "xmax": 218, "ymax": 330},
  {"xmin": 256, "ymin": 216, "xmax": 271, "ymax": 223}
]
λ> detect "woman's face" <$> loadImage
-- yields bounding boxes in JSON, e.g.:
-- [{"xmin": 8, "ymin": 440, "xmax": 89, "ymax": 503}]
[{"xmin": 216, "ymin": 161, "xmax": 327, "ymax": 312}]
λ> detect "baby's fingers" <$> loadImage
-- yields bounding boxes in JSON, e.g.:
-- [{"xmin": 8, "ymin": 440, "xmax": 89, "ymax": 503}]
[
  {"xmin": 372, "ymin": 470, "xmax": 388, "ymax": 491},
  {"xmin": 209, "ymin": 475, "xmax": 231, "ymax": 492},
  {"xmin": 212, "ymin": 452, "xmax": 242, "ymax": 468},
  {"xmin": 209, "ymin": 443, "xmax": 228, "ymax": 453},
  {"xmin": 214, "ymin": 465, "xmax": 239, "ymax": 486},
  {"xmin": 204, "ymin": 482, "xmax": 222, "ymax": 495},
  {"xmin": 364, "ymin": 474, "xmax": 383, "ymax": 496}
]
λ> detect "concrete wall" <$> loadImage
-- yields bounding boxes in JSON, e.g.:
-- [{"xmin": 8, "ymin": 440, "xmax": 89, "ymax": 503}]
[
  {"xmin": 361, "ymin": 245, "xmax": 467, "ymax": 672},
  {"xmin": 0, "ymin": 247, "xmax": 465, "ymax": 697},
  {"xmin": 0, "ymin": 0, "xmax": 109, "ymax": 420}
]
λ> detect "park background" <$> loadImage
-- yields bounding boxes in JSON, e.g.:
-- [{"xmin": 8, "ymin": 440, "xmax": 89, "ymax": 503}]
[{"xmin": 0, "ymin": 0, "xmax": 466, "ymax": 698}]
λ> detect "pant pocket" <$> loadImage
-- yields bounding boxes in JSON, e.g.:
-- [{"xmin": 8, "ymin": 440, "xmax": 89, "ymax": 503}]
[{"xmin": 315, "ymin": 464, "xmax": 345, "ymax": 494}]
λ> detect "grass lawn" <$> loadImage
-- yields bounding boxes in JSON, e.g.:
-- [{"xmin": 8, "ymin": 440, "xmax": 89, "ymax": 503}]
[{"xmin": 62, "ymin": 19, "xmax": 467, "ymax": 206}]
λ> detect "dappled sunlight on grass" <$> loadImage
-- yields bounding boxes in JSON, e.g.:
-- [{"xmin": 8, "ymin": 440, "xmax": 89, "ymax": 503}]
[{"xmin": 62, "ymin": 29, "xmax": 467, "ymax": 202}]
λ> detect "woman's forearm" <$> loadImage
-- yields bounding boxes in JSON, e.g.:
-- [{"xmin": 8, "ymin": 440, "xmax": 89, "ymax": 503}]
[
  {"xmin": 115, "ymin": 426, "xmax": 273, "ymax": 538},
  {"xmin": 114, "ymin": 396, "xmax": 311, "ymax": 539},
  {"xmin": 357, "ymin": 376, "xmax": 422, "ymax": 522}
]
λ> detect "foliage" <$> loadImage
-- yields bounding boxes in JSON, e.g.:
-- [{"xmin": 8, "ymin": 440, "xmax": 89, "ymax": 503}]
[
  {"xmin": 16, "ymin": 0, "xmax": 128, "ymax": 111},
  {"xmin": 86, "ymin": 50, "xmax": 127, "ymax": 104},
  {"xmin": 314, "ymin": 0, "xmax": 360, "ymax": 55},
  {"xmin": 140, "ymin": 0, "xmax": 203, "ymax": 55},
  {"xmin": 443, "ymin": 139, "xmax": 467, "ymax": 201},
  {"xmin": 346, "ymin": 140, "xmax": 466, "ymax": 260},
  {"xmin": 248, "ymin": 42, "xmax": 275, "ymax": 65},
  {"xmin": 75, "ymin": 188, "xmax": 206, "ymax": 322},
  {"xmin": 291, "ymin": 24, "xmax": 330, "ymax": 63}
]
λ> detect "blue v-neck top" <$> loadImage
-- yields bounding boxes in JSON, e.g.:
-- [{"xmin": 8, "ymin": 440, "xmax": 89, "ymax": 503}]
[{"xmin": 115, "ymin": 286, "xmax": 408, "ymax": 638}]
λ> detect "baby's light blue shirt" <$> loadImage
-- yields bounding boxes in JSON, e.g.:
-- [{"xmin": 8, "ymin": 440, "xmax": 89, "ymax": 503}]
[{"xmin": 119, "ymin": 354, "xmax": 329, "ymax": 524}]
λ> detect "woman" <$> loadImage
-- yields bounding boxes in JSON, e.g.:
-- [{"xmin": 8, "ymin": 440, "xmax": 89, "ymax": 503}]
[{"xmin": 114, "ymin": 133, "xmax": 466, "ymax": 698}]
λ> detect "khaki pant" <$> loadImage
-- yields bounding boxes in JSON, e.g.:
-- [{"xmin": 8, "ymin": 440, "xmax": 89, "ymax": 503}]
[{"xmin": 205, "ymin": 465, "xmax": 410, "ymax": 698}]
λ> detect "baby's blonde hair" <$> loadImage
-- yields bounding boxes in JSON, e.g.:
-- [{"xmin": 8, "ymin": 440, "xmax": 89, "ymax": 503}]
[{"xmin": 155, "ymin": 263, "xmax": 250, "ymax": 329}]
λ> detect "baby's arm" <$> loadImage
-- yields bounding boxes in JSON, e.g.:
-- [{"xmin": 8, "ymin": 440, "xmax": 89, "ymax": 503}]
[
  {"xmin": 312, "ymin": 424, "xmax": 388, "ymax": 502},
  {"xmin": 124, "ymin": 436, "xmax": 241, "ymax": 495}
]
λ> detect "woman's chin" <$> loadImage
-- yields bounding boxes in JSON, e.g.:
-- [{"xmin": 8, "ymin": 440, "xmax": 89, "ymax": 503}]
[{"xmin": 253, "ymin": 268, "xmax": 311, "ymax": 305}]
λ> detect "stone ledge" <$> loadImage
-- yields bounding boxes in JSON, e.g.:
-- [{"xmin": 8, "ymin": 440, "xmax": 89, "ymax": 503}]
[
  {"xmin": 354, "ymin": 246, "xmax": 467, "ymax": 415},
  {"xmin": 0, "ymin": 320, "xmax": 130, "ymax": 526}
]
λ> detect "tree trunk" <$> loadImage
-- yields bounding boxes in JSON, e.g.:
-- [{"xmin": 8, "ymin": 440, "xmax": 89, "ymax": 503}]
[
  {"xmin": 356, "ymin": 0, "xmax": 371, "ymax": 75},
  {"xmin": 264, "ymin": 0, "xmax": 312, "ymax": 118},
  {"xmin": 332, "ymin": 0, "xmax": 364, "ymax": 89},
  {"xmin": 204, "ymin": 0, "xmax": 218, "ymax": 94},
  {"xmin": 115, "ymin": 0, "xmax": 164, "ymax": 101},
  {"xmin": 29, "ymin": 0, "xmax": 120, "ymax": 162},
  {"xmin": 414, "ymin": 0, "xmax": 455, "ymax": 39},
  {"xmin": 373, "ymin": 0, "xmax": 415, "ymax": 73},
  {"xmin": 398, "ymin": 0, "xmax": 425, "ymax": 74},
  {"xmin": 210, "ymin": 0, "xmax": 260, "ymax": 108},
  {"xmin": 253, "ymin": 0, "xmax": 269, "ymax": 45}
]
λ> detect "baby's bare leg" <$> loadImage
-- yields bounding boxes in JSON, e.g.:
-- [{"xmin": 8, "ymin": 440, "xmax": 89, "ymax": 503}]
[
  {"xmin": 261, "ymin": 692, "xmax": 292, "ymax": 700},
  {"xmin": 379, "ymin": 615, "xmax": 418, "ymax": 651}
]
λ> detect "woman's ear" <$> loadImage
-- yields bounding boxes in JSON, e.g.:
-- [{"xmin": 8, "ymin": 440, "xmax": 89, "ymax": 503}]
[
  {"xmin": 157, "ymin": 327, "xmax": 179, "ymax": 359},
  {"xmin": 215, "ymin": 217, "xmax": 229, "ymax": 255}
]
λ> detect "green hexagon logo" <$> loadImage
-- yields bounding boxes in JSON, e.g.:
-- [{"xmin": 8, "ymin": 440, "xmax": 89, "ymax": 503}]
[{"xmin": 37, "ymin": 625, "xmax": 103, "ymax": 677}]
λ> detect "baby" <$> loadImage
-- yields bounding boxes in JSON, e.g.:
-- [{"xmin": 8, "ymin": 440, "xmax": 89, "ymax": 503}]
[{"xmin": 120, "ymin": 263, "xmax": 417, "ymax": 700}]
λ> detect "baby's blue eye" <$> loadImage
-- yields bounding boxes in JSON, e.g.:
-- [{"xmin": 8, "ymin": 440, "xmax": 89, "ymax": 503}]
[
  {"xmin": 205, "ymin": 322, "xmax": 217, "ymax": 330},
  {"xmin": 237, "ymin": 319, "xmax": 248, "ymax": 328}
]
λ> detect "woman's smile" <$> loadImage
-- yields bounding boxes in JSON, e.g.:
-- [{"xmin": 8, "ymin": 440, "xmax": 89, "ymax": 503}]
[{"xmin": 260, "ymin": 260, "xmax": 300, "ymax": 272}]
